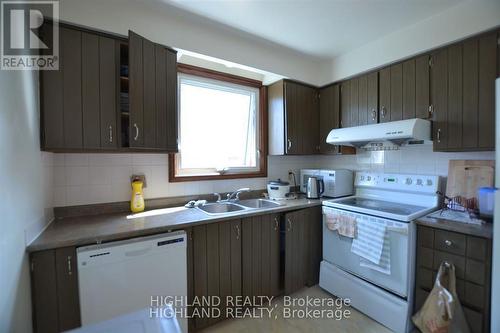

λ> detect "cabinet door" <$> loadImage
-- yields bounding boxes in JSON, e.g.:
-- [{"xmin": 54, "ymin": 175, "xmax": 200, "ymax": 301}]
[
  {"xmin": 305, "ymin": 206, "xmax": 323, "ymax": 286},
  {"xmin": 431, "ymin": 48, "xmax": 448, "ymax": 151},
  {"xmin": 390, "ymin": 63, "xmax": 403, "ymax": 121},
  {"xmin": 55, "ymin": 247, "xmax": 81, "ymax": 331},
  {"xmin": 40, "ymin": 26, "xmax": 83, "ymax": 150},
  {"xmin": 82, "ymin": 34, "xmax": 118, "ymax": 149},
  {"xmin": 415, "ymin": 54, "xmax": 430, "ymax": 119},
  {"xmin": 129, "ymin": 31, "xmax": 178, "ymax": 150},
  {"xmin": 284, "ymin": 81, "xmax": 299, "ymax": 154},
  {"xmin": 379, "ymin": 67, "xmax": 391, "ymax": 123},
  {"xmin": 284, "ymin": 210, "xmax": 307, "ymax": 294},
  {"xmin": 358, "ymin": 75, "xmax": 368, "ymax": 125},
  {"xmin": 319, "ymin": 84, "xmax": 340, "ymax": 154},
  {"xmin": 192, "ymin": 225, "xmax": 208, "ymax": 329},
  {"xmin": 463, "ymin": 39, "xmax": 479, "ymax": 149},
  {"xmin": 242, "ymin": 214, "xmax": 281, "ymax": 298},
  {"xmin": 31, "ymin": 250, "xmax": 59, "ymax": 333},
  {"xmin": 349, "ymin": 77, "xmax": 359, "ymax": 127},
  {"xmin": 367, "ymin": 72, "xmax": 379, "ymax": 124},
  {"xmin": 99, "ymin": 37, "xmax": 118, "ymax": 149},
  {"xmin": 402, "ymin": 59, "xmax": 416, "ymax": 120},
  {"xmin": 478, "ymin": 32, "xmax": 496, "ymax": 149},
  {"xmin": 340, "ymin": 81, "xmax": 351, "ymax": 127},
  {"xmin": 447, "ymin": 44, "xmax": 464, "ymax": 150},
  {"xmin": 31, "ymin": 248, "xmax": 81, "ymax": 333}
]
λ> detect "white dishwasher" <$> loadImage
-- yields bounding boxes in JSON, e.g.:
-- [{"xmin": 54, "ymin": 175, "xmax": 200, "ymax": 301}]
[{"xmin": 77, "ymin": 231, "xmax": 187, "ymax": 333}]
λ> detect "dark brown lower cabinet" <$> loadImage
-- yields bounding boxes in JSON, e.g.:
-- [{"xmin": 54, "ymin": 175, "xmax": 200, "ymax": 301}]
[
  {"xmin": 284, "ymin": 206, "xmax": 322, "ymax": 294},
  {"xmin": 30, "ymin": 208, "xmax": 323, "ymax": 333},
  {"xmin": 30, "ymin": 247, "xmax": 80, "ymax": 333},
  {"xmin": 241, "ymin": 213, "xmax": 281, "ymax": 299},
  {"xmin": 415, "ymin": 225, "xmax": 492, "ymax": 333}
]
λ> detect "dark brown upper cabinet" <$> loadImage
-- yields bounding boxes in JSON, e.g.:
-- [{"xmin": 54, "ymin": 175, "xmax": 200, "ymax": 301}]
[
  {"xmin": 40, "ymin": 23, "xmax": 178, "ymax": 152},
  {"xmin": 319, "ymin": 84, "xmax": 340, "ymax": 154},
  {"xmin": 128, "ymin": 31, "xmax": 178, "ymax": 151},
  {"xmin": 431, "ymin": 31, "xmax": 497, "ymax": 152},
  {"xmin": 268, "ymin": 80, "xmax": 319, "ymax": 155},
  {"xmin": 340, "ymin": 72, "xmax": 378, "ymax": 128}
]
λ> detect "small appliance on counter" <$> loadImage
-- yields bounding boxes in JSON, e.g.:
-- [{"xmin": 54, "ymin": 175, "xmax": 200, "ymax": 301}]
[
  {"xmin": 267, "ymin": 179, "xmax": 291, "ymax": 200},
  {"xmin": 306, "ymin": 176, "xmax": 324, "ymax": 199},
  {"xmin": 300, "ymin": 169, "xmax": 353, "ymax": 198}
]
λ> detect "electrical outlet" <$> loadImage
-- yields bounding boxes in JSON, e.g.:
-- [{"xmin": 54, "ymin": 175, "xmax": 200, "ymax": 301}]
[{"xmin": 130, "ymin": 174, "xmax": 147, "ymax": 188}]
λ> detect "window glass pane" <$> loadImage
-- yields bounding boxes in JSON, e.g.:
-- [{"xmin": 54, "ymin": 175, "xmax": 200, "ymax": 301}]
[{"xmin": 179, "ymin": 75, "xmax": 258, "ymax": 171}]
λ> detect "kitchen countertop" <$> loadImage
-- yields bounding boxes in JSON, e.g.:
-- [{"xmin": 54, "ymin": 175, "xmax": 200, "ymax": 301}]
[
  {"xmin": 28, "ymin": 198, "xmax": 322, "ymax": 252},
  {"xmin": 416, "ymin": 214, "xmax": 493, "ymax": 239}
]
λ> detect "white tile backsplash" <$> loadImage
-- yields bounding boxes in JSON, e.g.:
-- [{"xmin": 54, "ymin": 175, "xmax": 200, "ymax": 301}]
[{"xmin": 52, "ymin": 146, "xmax": 495, "ymax": 207}]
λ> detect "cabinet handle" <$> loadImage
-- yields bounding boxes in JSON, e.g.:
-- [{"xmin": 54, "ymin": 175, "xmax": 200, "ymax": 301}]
[
  {"xmin": 235, "ymin": 224, "xmax": 240, "ymax": 240},
  {"xmin": 67, "ymin": 256, "xmax": 72, "ymax": 275},
  {"xmin": 108, "ymin": 125, "xmax": 113, "ymax": 143},
  {"xmin": 437, "ymin": 129, "xmax": 441, "ymax": 143},
  {"xmin": 287, "ymin": 218, "xmax": 292, "ymax": 232},
  {"xmin": 133, "ymin": 123, "xmax": 139, "ymax": 141},
  {"xmin": 381, "ymin": 107, "xmax": 386, "ymax": 118},
  {"xmin": 371, "ymin": 109, "xmax": 377, "ymax": 121},
  {"xmin": 287, "ymin": 139, "xmax": 292, "ymax": 151},
  {"xmin": 444, "ymin": 239, "xmax": 452, "ymax": 246},
  {"xmin": 274, "ymin": 217, "xmax": 279, "ymax": 231}
]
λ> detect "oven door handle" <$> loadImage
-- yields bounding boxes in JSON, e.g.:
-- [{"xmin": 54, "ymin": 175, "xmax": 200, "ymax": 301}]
[{"xmin": 386, "ymin": 226, "xmax": 408, "ymax": 235}]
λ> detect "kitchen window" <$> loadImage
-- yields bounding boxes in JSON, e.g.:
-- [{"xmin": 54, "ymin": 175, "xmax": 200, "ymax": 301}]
[{"xmin": 169, "ymin": 64, "xmax": 267, "ymax": 182}]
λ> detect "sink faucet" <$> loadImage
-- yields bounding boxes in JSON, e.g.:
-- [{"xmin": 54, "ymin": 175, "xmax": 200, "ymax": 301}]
[
  {"xmin": 227, "ymin": 188, "xmax": 251, "ymax": 201},
  {"xmin": 213, "ymin": 192, "xmax": 222, "ymax": 202}
]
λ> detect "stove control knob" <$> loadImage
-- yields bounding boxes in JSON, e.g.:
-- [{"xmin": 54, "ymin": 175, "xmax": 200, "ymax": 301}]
[
  {"xmin": 416, "ymin": 179, "xmax": 423, "ymax": 186},
  {"xmin": 405, "ymin": 178, "xmax": 413, "ymax": 185},
  {"xmin": 426, "ymin": 179, "xmax": 433, "ymax": 186},
  {"xmin": 367, "ymin": 176, "xmax": 371, "ymax": 181},
  {"xmin": 360, "ymin": 175, "xmax": 365, "ymax": 181}
]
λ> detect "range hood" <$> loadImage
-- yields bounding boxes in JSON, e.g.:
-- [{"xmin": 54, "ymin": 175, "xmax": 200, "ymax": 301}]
[{"xmin": 326, "ymin": 118, "xmax": 431, "ymax": 150}]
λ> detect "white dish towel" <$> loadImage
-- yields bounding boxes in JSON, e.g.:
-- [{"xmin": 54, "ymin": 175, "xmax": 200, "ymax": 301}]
[{"xmin": 351, "ymin": 216, "xmax": 391, "ymax": 275}]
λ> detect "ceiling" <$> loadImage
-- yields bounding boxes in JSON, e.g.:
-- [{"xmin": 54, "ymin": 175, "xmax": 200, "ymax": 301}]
[{"xmin": 161, "ymin": 0, "xmax": 463, "ymax": 60}]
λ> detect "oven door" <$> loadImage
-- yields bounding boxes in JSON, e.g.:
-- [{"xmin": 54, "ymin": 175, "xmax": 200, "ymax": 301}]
[{"xmin": 322, "ymin": 206, "xmax": 414, "ymax": 297}]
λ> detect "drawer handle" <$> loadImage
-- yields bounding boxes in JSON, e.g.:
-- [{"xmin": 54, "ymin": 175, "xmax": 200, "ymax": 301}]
[
  {"xmin": 444, "ymin": 239, "xmax": 452, "ymax": 246},
  {"xmin": 133, "ymin": 123, "xmax": 139, "ymax": 141},
  {"xmin": 67, "ymin": 256, "xmax": 72, "ymax": 275}
]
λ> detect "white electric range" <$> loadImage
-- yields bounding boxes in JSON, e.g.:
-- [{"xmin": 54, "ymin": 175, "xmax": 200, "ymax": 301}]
[{"xmin": 320, "ymin": 172, "xmax": 440, "ymax": 333}]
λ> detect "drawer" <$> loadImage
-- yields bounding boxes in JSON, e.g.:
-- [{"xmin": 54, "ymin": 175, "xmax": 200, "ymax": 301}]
[
  {"xmin": 433, "ymin": 250, "xmax": 465, "ymax": 279},
  {"xmin": 418, "ymin": 246, "xmax": 434, "ymax": 269},
  {"xmin": 465, "ymin": 258, "xmax": 486, "ymax": 285},
  {"xmin": 417, "ymin": 226, "xmax": 434, "ymax": 248},
  {"xmin": 463, "ymin": 307, "xmax": 483, "ymax": 333},
  {"xmin": 464, "ymin": 281, "xmax": 485, "ymax": 310},
  {"xmin": 434, "ymin": 229, "xmax": 466, "ymax": 255},
  {"xmin": 467, "ymin": 236, "xmax": 488, "ymax": 261}
]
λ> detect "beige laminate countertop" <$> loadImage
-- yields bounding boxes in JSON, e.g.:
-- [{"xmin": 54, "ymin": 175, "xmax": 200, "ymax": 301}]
[{"xmin": 27, "ymin": 198, "xmax": 322, "ymax": 252}]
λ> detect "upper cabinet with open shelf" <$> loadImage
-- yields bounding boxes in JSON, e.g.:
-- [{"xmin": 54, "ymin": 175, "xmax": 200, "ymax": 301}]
[{"xmin": 39, "ymin": 22, "xmax": 178, "ymax": 153}]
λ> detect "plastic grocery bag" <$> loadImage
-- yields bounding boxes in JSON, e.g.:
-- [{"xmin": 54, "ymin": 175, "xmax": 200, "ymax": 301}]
[{"xmin": 412, "ymin": 262, "xmax": 470, "ymax": 333}]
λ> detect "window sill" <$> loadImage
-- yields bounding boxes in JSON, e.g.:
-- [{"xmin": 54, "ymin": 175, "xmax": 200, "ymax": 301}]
[{"xmin": 168, "ymin": 170, "xmax": 267, "ymax": 183}]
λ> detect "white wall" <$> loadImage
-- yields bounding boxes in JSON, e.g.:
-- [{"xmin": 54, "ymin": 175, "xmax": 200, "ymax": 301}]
[
  {"xmin": 52, "ymin": 154, "xmax": 318, "ymax": 206},
  {"xmin": 322, "ymin": 0, "xmax": 500, "ymax": 84},
  {"xmin": 58, "ymin": 0, "xmax": 324, "ymax": 85},
  {"xmin": 318, "ymin": 145, "xmax": 494, "ymax": 177},
  {"xmin": 53, "ymin": 147, "xmax": 494, "ymax": 207},
  {"xmin": 0, "ymin": 70, "xmax": 54, "ymax": 332}
]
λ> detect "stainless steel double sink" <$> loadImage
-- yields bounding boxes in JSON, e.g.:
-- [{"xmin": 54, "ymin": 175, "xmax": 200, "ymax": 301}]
[{"xmin": 197, "ymin": 198, "xmax": 283, "ymax": 215}]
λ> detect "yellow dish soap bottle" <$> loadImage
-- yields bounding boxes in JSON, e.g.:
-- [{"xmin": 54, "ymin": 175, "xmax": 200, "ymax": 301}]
[{"xmin": 130, "ymin": 178, "xmax": 145, "ymax": 213}]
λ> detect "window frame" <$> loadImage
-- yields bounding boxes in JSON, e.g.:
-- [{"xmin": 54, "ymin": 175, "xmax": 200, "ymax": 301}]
[{"xmin": 168, "ymin": 63, "xmax": 267, "ymax": 182}]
